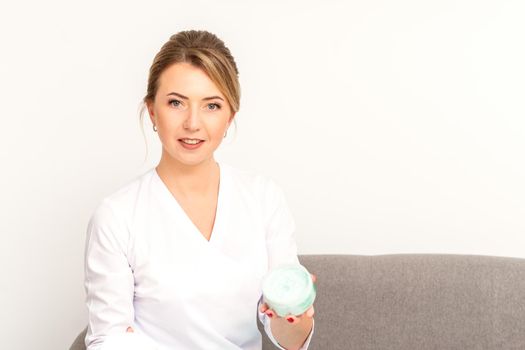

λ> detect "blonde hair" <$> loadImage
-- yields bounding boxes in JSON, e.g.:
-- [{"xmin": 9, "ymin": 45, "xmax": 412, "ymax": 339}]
[{"xmin": 138, "ymin": 30, "xmax": 241, "ymax": 161}]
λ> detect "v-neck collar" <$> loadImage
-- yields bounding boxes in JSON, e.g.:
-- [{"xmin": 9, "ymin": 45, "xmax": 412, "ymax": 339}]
[{"xmin": 151, "ymin": 161, "xmax": 228, "ymax": 245}]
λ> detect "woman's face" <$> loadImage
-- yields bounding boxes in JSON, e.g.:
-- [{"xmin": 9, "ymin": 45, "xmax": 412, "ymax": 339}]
[{"xmin": 147, "ymin": 62, "xmax": 234, "ymax": 167}]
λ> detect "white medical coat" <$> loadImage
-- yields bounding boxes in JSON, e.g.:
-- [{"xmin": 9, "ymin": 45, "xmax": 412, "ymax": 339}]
[{"xmin": 84, "ymin": 161, "xmax": 314, "ymax": 349}]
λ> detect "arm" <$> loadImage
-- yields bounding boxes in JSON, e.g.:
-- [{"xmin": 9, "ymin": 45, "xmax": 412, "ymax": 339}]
[
  {"xmin": 84, "ymin": 200, "xmax": 135, "ymax": 350},
  {"xmin": 258, "ymin": 177, "xmax": 316, "ymax": 349}
]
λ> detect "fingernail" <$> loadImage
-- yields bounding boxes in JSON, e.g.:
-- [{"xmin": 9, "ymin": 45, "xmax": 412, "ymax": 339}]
[
  {"xmin": 266, "ymin": 311, "xmax": 273, "ymax": 318},
  {"xmin": 287, "ymin": 317, "xmax": 294, "ymax": 323}
]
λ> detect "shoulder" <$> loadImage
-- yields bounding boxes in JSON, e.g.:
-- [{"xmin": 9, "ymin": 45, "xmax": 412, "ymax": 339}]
[
  {"xmin": 221, "ymin": 162, "xmax": 286, "ymax": 207},
  {"xmin": 89, "ymin": 168, "xmax": 155, "ymax": 226}
]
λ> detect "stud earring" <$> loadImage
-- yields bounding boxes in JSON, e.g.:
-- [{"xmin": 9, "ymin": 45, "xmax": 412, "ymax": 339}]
[{"xmin": 153, "ymin": 125, "xmax": 157, "ymax": 132}]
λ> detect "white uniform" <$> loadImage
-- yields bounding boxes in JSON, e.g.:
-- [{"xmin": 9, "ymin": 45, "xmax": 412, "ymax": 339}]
[{"xmin": 84, "ymin": 161, "xmax": 315, "ymax": 350}]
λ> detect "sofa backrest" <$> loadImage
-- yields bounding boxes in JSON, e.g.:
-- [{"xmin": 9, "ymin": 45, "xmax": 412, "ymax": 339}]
[{"xmin": 264, "ymin": 254, "xmax": 525, "ymax": 349}]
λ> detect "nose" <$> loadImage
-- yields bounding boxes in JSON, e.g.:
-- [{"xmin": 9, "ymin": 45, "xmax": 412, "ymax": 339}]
[{"xmin": 183, "ymin": 105, "xmax": 201, "ymax": 131}]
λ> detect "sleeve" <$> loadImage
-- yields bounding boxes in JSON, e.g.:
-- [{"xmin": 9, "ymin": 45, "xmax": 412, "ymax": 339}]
[
  {"xmin": 263, "ymin": 177, "xmax": 300, "ymax": 269},
  {"xmin": 257, "ymin": 177, "xmax": 315, "ymax": 349},
  {"xmin": 83, "ymin": 200, "xmax": 135, "ymax": 350}
]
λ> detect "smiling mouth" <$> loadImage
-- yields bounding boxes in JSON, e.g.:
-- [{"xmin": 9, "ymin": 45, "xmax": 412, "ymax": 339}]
[{"xmin": 178, "ymin": 138, "xmax": 204, "ymax": 145}]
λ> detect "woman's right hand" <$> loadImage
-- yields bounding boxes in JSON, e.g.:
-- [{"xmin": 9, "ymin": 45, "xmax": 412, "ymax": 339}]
[{"xmin": 100, "ymin": 326, "xmax": 159, "ymax": 350}]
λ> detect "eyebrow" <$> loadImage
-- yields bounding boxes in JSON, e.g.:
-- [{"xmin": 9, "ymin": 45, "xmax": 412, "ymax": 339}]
[{"xmin": 166, "ymin": 92, "xmax": 224, "ymax": 101}]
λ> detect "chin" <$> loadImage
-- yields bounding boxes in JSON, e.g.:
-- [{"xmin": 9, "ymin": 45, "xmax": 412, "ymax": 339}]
[{"xmin": 171, "ymin": 154, "xmax": 214, "ymax": 167}]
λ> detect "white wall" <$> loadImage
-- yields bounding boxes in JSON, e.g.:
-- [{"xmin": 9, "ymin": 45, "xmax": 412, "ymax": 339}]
[{"xmin": 1, "ymin": 0, "xmax": 523, "ymax": 349}]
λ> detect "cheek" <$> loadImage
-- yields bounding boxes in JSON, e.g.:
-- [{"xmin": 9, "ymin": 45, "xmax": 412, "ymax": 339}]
[
  {"xmin": 157, "ymin": 111, "xmax": 183, "ymax": 129},
  {"xmin": 208, "ymin": 118, "xmax": 228, "ymax": 136}
]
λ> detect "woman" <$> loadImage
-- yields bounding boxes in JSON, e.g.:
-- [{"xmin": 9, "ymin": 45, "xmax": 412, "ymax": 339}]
[{"xmin": 84, "ymin": 30, "xmax": 316, "ymax": 350}]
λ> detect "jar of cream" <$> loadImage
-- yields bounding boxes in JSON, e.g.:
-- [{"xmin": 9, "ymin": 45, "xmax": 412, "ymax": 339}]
[{"xmin": 262, "ymin": 263, "xmax": 316, "ymax": 317}]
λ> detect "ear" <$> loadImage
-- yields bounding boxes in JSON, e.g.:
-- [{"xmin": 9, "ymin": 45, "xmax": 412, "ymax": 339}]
[
  {"xmin": 228, "ymin": 112, "xmax": 236, "ymax": 125},
  {"xmin": 146, "ymin": 101, "xmax": 156, "ymax": 124}
]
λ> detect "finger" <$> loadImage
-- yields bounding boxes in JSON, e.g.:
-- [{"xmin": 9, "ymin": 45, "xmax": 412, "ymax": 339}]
[
  {"xmin": 310, "ymin": 273, "xmax": 317, "ymax": 284},
  {"xmin": 265, "ymin": 308, "xmax": 276, "ymax": 318},
  {"xmin": 297, "ymin": 305, "xmax": 315, "ymax": 319},
  {"xmin": 259, "ymin": 302, "xmax": 269, "ymax": 313},
  {"xmin": 306, "ymin": 305, "xmax": 315, "ymax": 318},
  {"xmin": 286, "ymin": 315, "xmax": 299, "ymax": 324},
  {"xmin": 126, "ymin": 326, "xmax": 134, "ymax": 333}
]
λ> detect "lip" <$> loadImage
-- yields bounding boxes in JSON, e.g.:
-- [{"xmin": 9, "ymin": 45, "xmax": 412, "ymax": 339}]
[{"xmin": 178, "ymin": 139, "xmax": 205, "ymax": 150}]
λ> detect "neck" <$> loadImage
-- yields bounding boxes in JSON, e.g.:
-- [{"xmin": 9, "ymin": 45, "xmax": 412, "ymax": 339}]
[{"xmin": 155, "ymin": 153, "xmax": 219, "ymax": 197}]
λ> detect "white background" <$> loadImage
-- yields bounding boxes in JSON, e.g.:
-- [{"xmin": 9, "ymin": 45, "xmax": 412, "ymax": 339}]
[{"xmin": 1, "ymin": 0, "xmax": 524, "ymax": 349}]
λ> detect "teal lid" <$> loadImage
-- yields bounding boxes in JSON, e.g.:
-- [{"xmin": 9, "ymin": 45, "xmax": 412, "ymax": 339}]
[{"xmin": 262, "ymin": 263, "xmax": 316, "ymax": 317}]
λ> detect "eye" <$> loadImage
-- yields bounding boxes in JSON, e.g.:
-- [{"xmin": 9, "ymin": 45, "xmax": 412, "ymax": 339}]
[
  {"xmin": 168, "ymin": 99, "xmax": 181, "ymax": 107},
  {"xmin": 208, "ymin": 103, "xmax": 221, "ymax": 111}
]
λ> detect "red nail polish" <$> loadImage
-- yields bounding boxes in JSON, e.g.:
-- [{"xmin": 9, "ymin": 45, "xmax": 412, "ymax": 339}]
[
  {"xmin": 287, "ymin": 317, "xmax": 294, "ymax": 323},
  {"xmin": 266, "ymin": 311, "xmax": 273, "ymax": 318}
]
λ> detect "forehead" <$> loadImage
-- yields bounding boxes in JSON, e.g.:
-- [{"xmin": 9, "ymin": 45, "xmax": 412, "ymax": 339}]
[{"xmin": 157, "ymin": 62, "xmax": 223, "ymax": 98}]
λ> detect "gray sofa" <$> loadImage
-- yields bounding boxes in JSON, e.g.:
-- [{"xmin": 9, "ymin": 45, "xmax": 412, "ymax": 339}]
[{"xmin": 70, "ymin": 254, "xmax": 525, "ymax": 349}]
